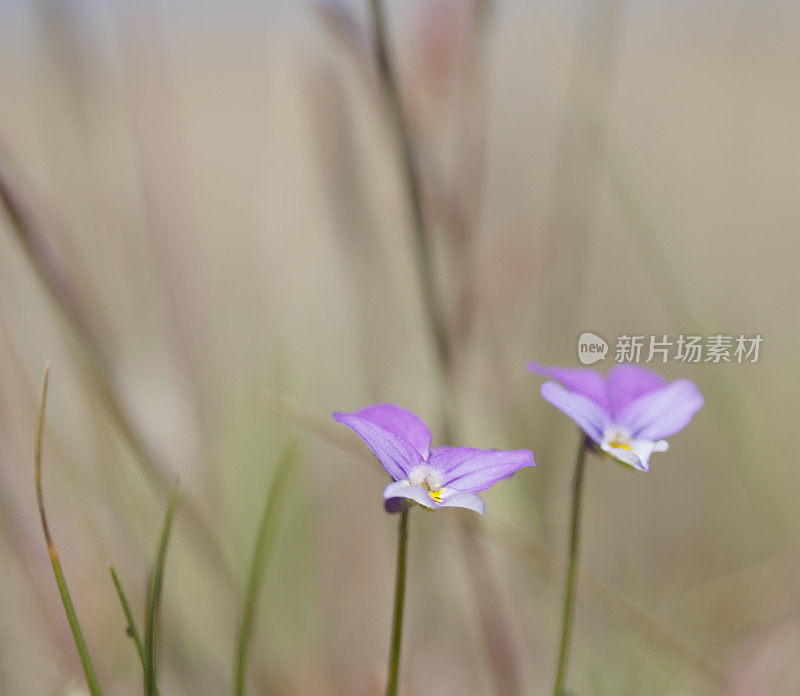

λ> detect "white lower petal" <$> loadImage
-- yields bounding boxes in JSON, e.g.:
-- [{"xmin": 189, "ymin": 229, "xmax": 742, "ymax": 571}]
[
  {"xmin": 600, "ymin": 438, "xmax": 669, "ymax": 472},
  {"xmin": 601, "ymin": 444, "xmax": 646, "ymax": 471},
  {"xmin": 382, "ymin": 481, "xmax": 436, "ymax": 510},
  {"xmin": 382, "ymin": 482, "xmax": 485, "ymax": 514},
  {"xmin": 437, "ymin": 490, "xmax": 485, "ymax": 515}
]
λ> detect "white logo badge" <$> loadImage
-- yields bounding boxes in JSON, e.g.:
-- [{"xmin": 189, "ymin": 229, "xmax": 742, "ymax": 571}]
[{"xmin": 577, "ymin": 332, "xmax": 608, "ymax": 365}]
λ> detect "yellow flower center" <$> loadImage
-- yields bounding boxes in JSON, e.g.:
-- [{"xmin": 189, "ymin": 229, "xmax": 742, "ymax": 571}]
[
  {"xmin": 608, "ymin": 438, "xmax": 631, "ymax": 450},
  {"xmin": 605, "ymin": 427, "xmax": 633, "ymax": 451},
  {"xmin": 428, "ymin": 489, "xmax": 444, "ymax": 503}
]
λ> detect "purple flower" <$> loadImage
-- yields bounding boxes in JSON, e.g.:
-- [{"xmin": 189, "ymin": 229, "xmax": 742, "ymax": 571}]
[
  {"xmin": 527, "ymin": 363, "xmax": 704, "ymax": 472},
  {"xmin": 333, "ymin": 404, "xmax": 535, "ymax": 514}
]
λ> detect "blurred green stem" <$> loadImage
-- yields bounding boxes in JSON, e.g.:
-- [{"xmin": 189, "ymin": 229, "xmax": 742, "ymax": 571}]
[
  {"xmin": 234, "ymin": 441, "xmax": 301, "ymax": 696},
  {"xmin": 552, "ymin": 434, "xmax": 588, "ymax": 696},
  {"xmin": 386, "ymin": 509, "xmax": 409, "ymax": 696},
  {"xmin": 366, "ymin": 0, "xmax": 453, "ymax": 415}
]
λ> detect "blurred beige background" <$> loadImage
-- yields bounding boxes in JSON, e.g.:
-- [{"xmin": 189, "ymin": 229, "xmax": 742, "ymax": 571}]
[{"xmin": 0, "ymin": 1, "xmax": 798, "ymax": 694}]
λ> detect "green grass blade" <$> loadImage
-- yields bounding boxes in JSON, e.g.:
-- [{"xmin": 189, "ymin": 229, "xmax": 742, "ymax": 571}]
[
  {"xmin": 108, "ymin": 563, "xmax": 146, "ymax": 663},
  {"xmin": 144, "ymin": 485, "xmax": 181, "ymax": 696},
  {"xmin": 233, "ymin": 439, "xmax": 303, "ymax": 696},
  {"xmin": 108, "ymin": 563, "xmax": 164, "ymax": 696},
  {"xmin": 34, "ymin": 363, "xmax": 104, "ymax": 696}
]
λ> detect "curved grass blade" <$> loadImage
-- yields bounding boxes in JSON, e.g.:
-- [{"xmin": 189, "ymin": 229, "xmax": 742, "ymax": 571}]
[
  {"xmin": 108, "ymin": 564, "xmax": 163, "ymax": 696},
  {"xmin": 233, "ymin": 439, "xmax": 303, "ymax": 696},
  {"xmin": 144, "ymin": 485, "xmax": 181, "ymax": 696},
  {"xmin": 34, "ymin": 363, "xmax": 104, "ymax": 696}
]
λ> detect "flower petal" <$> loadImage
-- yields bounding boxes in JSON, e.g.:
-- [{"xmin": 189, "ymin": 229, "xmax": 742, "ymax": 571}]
[
  {"xmin": 437, "ymin": 490, "xmax": 485, "ymax": 515},
  {"xmin": 540, "ymin": 381, "xmax": 612, "ymax": 443},
  {"xmin": 601, "ymin": 438, "xmax": 669, "ymax": 472},
  {"xmin": 606, "ymin": 365, "xmax": 667, "ymax": 417},
  {"xmin": 430, "ymin": 447, "xmax": 535, "ymax": 494},
  {"xmin": 351, "ymin": 403, "xmax": 431, "ymax": 458},
  {"xmin": 382, "ymin": 481, "xmax": 436, "ymax": 510},
  {"xmin": 527, "ymin": 362, "xmax": 609, "ymax": 410},
  {"xmin": 427, "ymin": 446, "xmax": 482, "ymax": 472},
  {"xmin": 381, "ymin": 483, "xmax": 486, "ymax": 514},
  {"xmin": 333, "ymin": 412, "xmax": 424, "ymax": 481},
  {"xmin": 618, "ymin": 379, "xmax": 704, "ymax": 440},
  {"xmin": 601, "ymin": 445, "xmax": 646, "ymax": 471},
  {"xmin": 384, "ymin": 496, "xmax": 413, "ymax": 513}
]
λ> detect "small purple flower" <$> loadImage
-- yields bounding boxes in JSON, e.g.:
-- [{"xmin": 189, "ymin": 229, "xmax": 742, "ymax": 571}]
[
  {"xmin": 333, "ymin": 404, "xmax": 535, "ymax": 514},
  {"xmin": 527, "ymin": 363, "xmax": 704, "ymax": 472}
]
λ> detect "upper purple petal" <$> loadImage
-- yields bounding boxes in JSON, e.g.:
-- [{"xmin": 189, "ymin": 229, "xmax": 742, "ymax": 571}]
[
  {"xmin": 617, "ymin": 379, "xmax": 704, "ymax": 440},
  {"xmin": 527, "ymin": 362, "xmax": 609, "ymax": 411},
  {"xmin": 540, "ymin": 381, "xmax": 612, "ymax": 443},
  {"xmin": 430, "ymin": 447, "xmax": 535, "ymax": 494},
  {"xmin": 427, "ymin": 446, "xmax": 482, "ymax": 473},
  {"xmin": 333, "ymin": 412, "xmax": 425, "ymax": 481},
  {"xmin": 606, "ymin": 365, "xmax": 667, "ymax": 417},
  {"xmin": 350, "ymin": 403, "xmax": 431, "ymax": 459}
]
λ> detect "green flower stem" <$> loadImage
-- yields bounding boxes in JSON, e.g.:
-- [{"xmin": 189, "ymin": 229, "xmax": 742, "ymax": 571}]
[
  {"xmin": 552, "ymin": 434, "xmax": 589, "ymax": 696},
  {"xmin": 385, "ymin": 509, "xmax": 409, "ymax": 696}
]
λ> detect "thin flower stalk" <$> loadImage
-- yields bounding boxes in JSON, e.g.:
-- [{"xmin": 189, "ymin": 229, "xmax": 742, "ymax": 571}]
[
  {"xmin": 385, "ymin": 509, "xmax": 409, "ymax": 696},
  {"xmin": 552, "ymin": 434, "xmax": 588, "ymax": 696}
]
